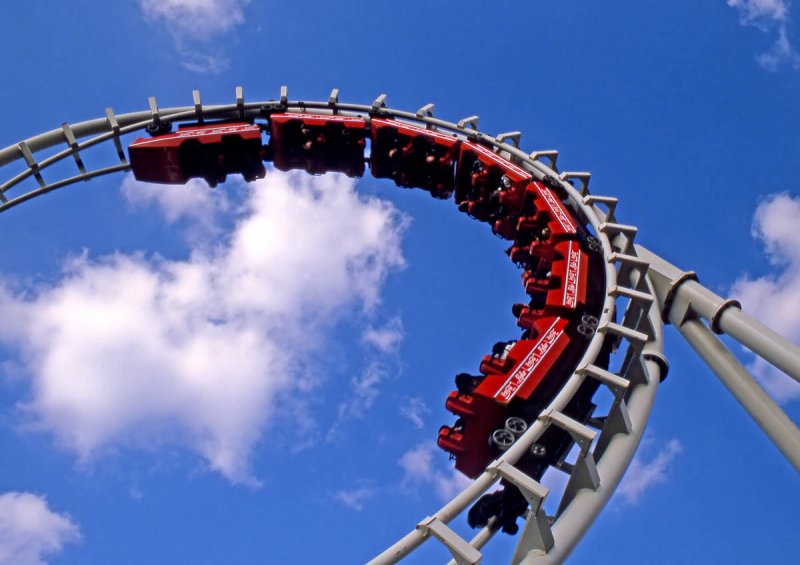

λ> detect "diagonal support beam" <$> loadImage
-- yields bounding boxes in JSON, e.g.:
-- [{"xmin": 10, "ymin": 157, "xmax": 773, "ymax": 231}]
[
  {"xmin": 486, "ymin": 462, "xmax": 554, "ymax": 561},
  {"xmin": 17, "ymin": 142, "xmax": 45, "ymax": 187},
  {"xmin": 540, "ymin": 409, "xmax": 601, "ymax": 516},
  {"xmin": 560, "ymin": 172, "xmax": 591, "ymax": 196},
  {"xmin": 637, "ymin": 244, "xmax": 800, "ymax": 385},
  {"xmin": 580, "ymin": 364, "xmax": 633, "ymax": 458},
  {"xmin": 599, "ymin": 222, "xmax": 638, "ymax": 254},
  {"xmin": 677, "ymin": 317, "xmax": 800, "ymax": 472},
  {"xmin": 529, "ymin": 150, "xmax": 558, "ymax": 169},
  {"xmin": 637, "ymin": 244, "xmax": 800, "ymax": 473},
  {"xmin": 417, "ymin": 517, "xmax": 482, "ymax": 565},
  {"xmin": 583, "ymin": 194, "xmax": 618, "ymax": 222}
]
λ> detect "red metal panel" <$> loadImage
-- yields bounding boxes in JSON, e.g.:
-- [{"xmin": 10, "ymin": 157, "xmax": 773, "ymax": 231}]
[
  {"xmin": 268, "ymin": 113, "xmax": 366, "ymax": 177},
  {"xmin": 270, "ymin": 113, "xmax": 366, "ymax": 128},
  {"xmin": 459, "ymin": 141, "xmax": 531, "ymax": 185},
  {"xmin": 129, "ymin": 122, "xmax": 265, "ymax": 186},
  {"xmin": 454, "ymin": 141, "xmax": 532, "ymax": 223},
  {"xmin": 545, "ymin": 241, "xmax": 587, "ymax": 311},
  {"xmin": 493, "ymin": 318, "xmax": 569, "ymax": 403},
  {"xmin": 530, "ymin": 182, "xmax": 577, "ymax": 236},
  {"xmin": 438, "ymin": 392, "xmax": 505, "ymax": 478},
  {"xmin": 370, "ymin": 118, "xmax": 459, "ymax": 197}
]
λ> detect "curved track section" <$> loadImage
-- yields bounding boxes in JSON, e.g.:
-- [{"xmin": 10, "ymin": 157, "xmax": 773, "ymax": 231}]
[{"xmin": 0, "ymin": 87, "xmax": 666, "ymax": 564}]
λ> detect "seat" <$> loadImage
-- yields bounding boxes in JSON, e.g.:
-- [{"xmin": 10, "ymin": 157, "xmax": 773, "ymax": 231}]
[
  {"xmin": 129, "ymin": 122, "xmax": 265, "ymax": 187},
  {"xmin": 269, "ymin": 113, "xmax": 366, "ymax": 177},
  {"xmin": 370, "ymin": 118, "xmax": 459, "ymax": 198}
]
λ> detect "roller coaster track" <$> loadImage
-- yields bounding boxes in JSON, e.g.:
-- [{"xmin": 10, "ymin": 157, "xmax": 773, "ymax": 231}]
[{"xmin": 0, "ymin": 88, "xmax": 797, "ymax": 564}]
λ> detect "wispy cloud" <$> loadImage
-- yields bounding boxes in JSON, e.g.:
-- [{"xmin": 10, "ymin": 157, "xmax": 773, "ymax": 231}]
[
  {"xmin": 399, "ymin": 443, "xmax": 472, "ymax": 501},
  {"xmin": 337, "ymin": 361, "xmax": 389, "ymax": 423},
  {"xmin": 0, "ymin": 171, "xmax": 407, "ymax": 485},
  {"xmin": 729, "ymin": 0, "xmax": 789, "ymax": 24},
  {"xmin": 178, "ymin": 51, "xmax": 232, "ymax": 74},
  {"xmin": 331, "ymin": 317, "xmax": 408, "ymax": 433},
  {"xmin": 730, "ymin": 192, "xmax": 800, "ymax": 402},
  {"xmin": 121, "ymin": 175, "xmax": 230, "ymax": 243},
  {"xmin": 361, "ymin": 317, "xmax": 404, "ymax": 354},
  {"xmin": 0, "ymin": 492, "xmax": 80, "ymax": 565},
  {"xmin": 138, "ymin": 0, "xmax": 250, "ymax": 35},
  {"xmin": 137, "ymin": 0, "xmax": 252, "ymax": 73},
  {"xmin": 616, "ymin": 438, "xmax": 682, "ymax": 505},
  {"xmin": 399, "ymin": 396, "xmax": 429, "ymax": 430},
  {"xmin": 333, "ymin": 487, "xmax": 376, "ymax": 511},
  {"xmin": 727, "ymin": 0, "xmax": 800, "ymax": 70}
]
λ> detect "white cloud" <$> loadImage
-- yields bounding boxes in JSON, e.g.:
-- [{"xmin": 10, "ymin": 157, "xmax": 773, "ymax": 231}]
[
  {"xmin": 137, "ymin": 0, "xmax": 251, "ymax": 73},
  {"xmin": 333, "ymin": 487, "xmax": 376, "ymax": 511},
  {"xmin": 616, "ymin": 438, "xmax": 682, "ymax": 505},
  {"xmin": 326, "ymin": 317, "xmax": 408, "ymax": 429},
  {"xmin": 361, "ymin": 317, "xmax": 404, "ymax": 354},
  {"xmin": 138, "ymin": 0, "xmax": 250, "ymax": 35},
  {"xmin": 399, "ymin": 443, "xmax": 472, "ymax": 501},
  {"xmin": 121, "ymin": 175, "xmax": 227, "ymax": 235},
  {"xmin": 728, "ymin": 0, "xmax": 790, "ymax": 25},
  {"xmin": 330, "ymin": 362, "xmax": 392, "ymax": 436},
  {"xmin": 730, "ymin": 193, "xmax": 800, "ymax": 402},
  {"xmin": 727, "ymin": 0, "xmax": 800, "ymax": 70},
  {"xmin": 0, "ymin": 492, "xmax": 80, "ymax": 565},
  {"xmin": 178, "ymin": 50, "xmax": 231, "ymax": 74},
  {"xmin": 128, "ymin": 487, "xmax": 144, "ymax": 502},
  {"xmin": 332, "ymin": 318, "xmax": 407, "ymax": 431},
  {"xmin": 399, "ymin": 396, "xmax": 429, "ymax": 430},
  {"xmin": 757, "ymin": 24, "xmax": 800, "ymax": 69},
  {"xmin": 0, "ymin": 171, "xmax": 407, "ymax": 485}
]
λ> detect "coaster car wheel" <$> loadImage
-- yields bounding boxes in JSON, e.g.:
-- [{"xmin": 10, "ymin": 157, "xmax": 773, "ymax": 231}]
[
  {"xmin": 505, "ymin": 416, "xmax": 528, "ymax": 437},
  {"xmin": 490, "ymin": 429, "xmax": 516, "ymax": 451}
]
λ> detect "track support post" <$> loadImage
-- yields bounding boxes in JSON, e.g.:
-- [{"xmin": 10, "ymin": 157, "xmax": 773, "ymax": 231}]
[
  {"xmin": 636, "ymin": 244, "xmax": 800, "ymax": 473},
  {"xmin": 485, "ymin": 461, "xmax": 555, "ymax": 561},
  {"xmin": 677, "ymin": 317, "xmax": 800, "ymax": 471},
  {"xmin": 416, "ymin": 517, "xmax": 482, "ymax": 565},
  {"xmin": 540, "ymin": 409, "xmax": 600, "ymax": 515},
  {"xmin": 581, "ymin": 364, "xmax": 632, "ymax": 458}
]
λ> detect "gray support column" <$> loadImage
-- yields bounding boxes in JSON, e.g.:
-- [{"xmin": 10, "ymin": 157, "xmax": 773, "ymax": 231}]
[
  {"xmin": 636, "ymin": 244, "xmax": 800, "ymax": 385},
  {"xmin": 715, "ymin": 306, "xmax": 800, "ymax": 386},
  {"xmin": 676, "ymin": 317, "xmax": 800, "ymax": 472}
]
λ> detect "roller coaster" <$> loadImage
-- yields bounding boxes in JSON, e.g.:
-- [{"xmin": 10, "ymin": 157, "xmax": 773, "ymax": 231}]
[{"xmin": 0, "ymin": 87, "xmax": 798, "ymax": 564}]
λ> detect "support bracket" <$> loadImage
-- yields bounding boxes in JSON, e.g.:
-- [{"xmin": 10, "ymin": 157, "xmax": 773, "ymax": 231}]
[{"xmin": 417, "ymin": 517, "xmax": 482, "ymax": 565}]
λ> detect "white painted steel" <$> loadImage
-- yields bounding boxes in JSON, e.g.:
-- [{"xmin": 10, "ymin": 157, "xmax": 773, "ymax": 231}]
[{"xmin": 677, "ymin": 318, "xmax": 800, "ymax": 472}]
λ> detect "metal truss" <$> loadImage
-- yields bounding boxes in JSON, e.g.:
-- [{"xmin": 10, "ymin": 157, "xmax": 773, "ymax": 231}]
[{"xmin": 0, "ymin": 87, "xmax": 796, "ymax": 564}]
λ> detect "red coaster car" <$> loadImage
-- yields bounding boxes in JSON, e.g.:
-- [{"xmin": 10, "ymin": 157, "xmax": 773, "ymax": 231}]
[
  {"xmin": 268, "ymin": 113, "xmax": 366, "ymax": 177},
  {"xmin": 494, "ymin": 182, "xmax": 574, "ymax": 241},
  {"xmin": 129, "ymin": 122, "xmax": 266, "ymax": 187},
  {"xmin": 526, "ymin": 181, "xmax": 578, "ymax": 237},
  {"xmin": 438, "ymin": 317, "xmax": 578, "ymax": 478},
  {"xmin": 454, "ymin": 141, "xmax": 532, "ymax": 222},
  {"xmin": 438, "ymin": 392, "xmax": 505, "ymax": 479},
  {"xmin": 520, "ymin": 240, "xmax": 588, "ymax": 313},
  {"xmin": 370, "ymin": 118, "xmax": 459, "ymax": 198}
]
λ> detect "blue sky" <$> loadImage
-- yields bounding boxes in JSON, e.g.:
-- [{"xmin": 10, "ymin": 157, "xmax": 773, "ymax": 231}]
[{"xmin": 0, "ymin": 1, "xmax": 799, "ymax": 564}]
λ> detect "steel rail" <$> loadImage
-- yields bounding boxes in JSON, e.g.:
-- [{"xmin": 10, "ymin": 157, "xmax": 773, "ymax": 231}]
[
  {"xmin": 659, "ymin": 275, "xmax": 800, "ymax": 386},
  {"xmin": 635, "ymin": 245, "xmax": 800, "ymax": 474},
  {"xmin": 517, "ymin": 274, "xmax": 664, "ymax": 564},
  {"xmin": 677, "ymin": 317, "xmax": 800, "ymax": 472},
  {"xmin": 0, "ymin": 88, "xmax": 664, "ymax": 565},
  {"xmin": 1, "ymin": 98, "xmax": 560, "ymax": 210}
]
